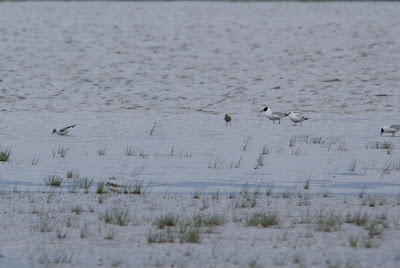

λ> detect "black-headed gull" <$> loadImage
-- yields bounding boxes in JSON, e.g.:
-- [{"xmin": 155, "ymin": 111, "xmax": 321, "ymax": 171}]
[
  {"xmin": 287, "ymin": 111, "xmax": 309, "ymax": 126},
  {"xmin": 381, "ymin": 125, "xmax": 400, "ymax": 136},
  {"xmin": 106, "ymin": 182, "xmax": 123, "ymax": 193},
  {"xmin": 224, "ymin": 114, "xmax": 232, "ymax": 125},
  {"xmin": 52, "ymin": 124, "xmax": 77, "ymax": 135},
  {"xmin": 261, "ymin": 106, "xmax": 288, "ymax": 124}
]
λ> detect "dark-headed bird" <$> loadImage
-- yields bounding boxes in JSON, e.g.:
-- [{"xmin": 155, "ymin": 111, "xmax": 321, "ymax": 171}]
[{"xmin": 52, "ymin": 124, "xmax": 77, "ymax": 135}]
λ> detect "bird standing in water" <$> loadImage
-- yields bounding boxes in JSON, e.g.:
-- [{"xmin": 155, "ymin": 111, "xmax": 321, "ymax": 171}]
[
  {"xmin": 381, "ymin": 125, "xmax": 400, "ymax": 136},
  {"xmin": 52, "ymin": 124, "xmax": 77, "ymax": 135},
  {"xmin": 224, "ymin": 114, "xmax": 232, "ymax": 125},
  {"xmin": 287, "ymin": 112, "xmax": 310, "ymax": 126},
  {"xmin": 261, "ymin": 106, "xmax": 288, "ymax": 124}
]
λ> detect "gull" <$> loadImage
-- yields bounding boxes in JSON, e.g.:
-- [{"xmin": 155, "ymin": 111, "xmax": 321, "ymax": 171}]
[
  {"xmin": 287, "ymin": 111, "xmax": 309, "ymax": 126},
  {"xmin": 224, "ymin": 114, "xmax": 232, "ymax": 125},
  {"xmin": 106, "ymin": 182, "xmax": 123, "ymax": 193},
  {"xmin": 261, "ymin": 106, "xmax": 288, "ymax": 124},
  {"xmin": 52, "ymin": 124, "xmax": 77, "ymax": 135},
  {"xmin": 381, "ymin": 125, "xmax": 400, "ymax": 136}
]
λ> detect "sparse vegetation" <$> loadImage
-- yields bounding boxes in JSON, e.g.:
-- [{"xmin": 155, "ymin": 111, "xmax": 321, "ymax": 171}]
[
  {"xmin": 314, "ymin": 210, "xmax": 342, "ymax": 232},
  {"xmin": 71, "ymin": 205, "xmax": 84, "ymax": 215},
  {"xmin": 230, "ymin": 156, "xmax": 243, "ymax": 169},
  {"xmin": 254, "ymin": 153, "xmax": 265, "ymax": 169},
  {"xmin": 53, "ymin": 147, "xmax": 68, "ymax": 158},
  {"xmin": 337, "ymin": 141, "xmax": 349, "ymax": 151},
  {"xmin": 241, "ymin": 136, "xmax": 253, "ymax": 152},
  {"xmin": 36, "ymin": 211, "xmax": 58, "ymax": 233},
  {"xmin": 30, "ymin": 155, "xmax": 40, "ymax": 165},
  {"xmin": 154, "ymin": 214, "xmax": 178, "ymax": 229},
  {"xmin": 0, "ymin": 148, "xmax": 11, "ymax": 162},
  {"xmin": 72, "ymin": 177, "xmax": 94, "ymax": 193},
  {"xmin": 149, "ymin": 122, "xmax": 160, "ymax": 136},
  {"xmin": 291, "ymin": 146, "xmax": 303, "ymax": 155},
  {"xmin": 147, "ymin": 229, "xmax": 174, "ymax": 243},
  {"xmin": 304, "ymin": 178, "xmax": 311, "ymax": 190},
  {"xmin": 66, "ymin": 169, "xmax": 79, "ymax": 179},
  {"xmin": 97, "ymin": 181, "xmax": 106, "ymax": 194},
  {"xmin": 367, "ymin": 141, "xmax": 395, "ymax": 150},
  {"xmin": 208, "ymin": 156, "xmax": 224, "ymax": 169},
  {"xmin": 179, "ymin": 227, "xmax": 201, "ymax": 243},
  {"xmin": 126, "ymin": 180, "xmax": 144, "ymax": 194},
  {"xmin": 125, "ymin": 146, "xmax": 137, "ymax": 156},
  {"xmin": 382, "ymin": 162, "xmax": 395, "ymax": 175},
  {"xmin": 44, "ymin": 174, "xmax": 63, "ymax": 186},
  {"xmin": 247, "ymin": 212, "xmax": 279, "ymax": 228},
  {"xmin": 261, "ymin": 145, "xmax": 271, "ymax": 155},
  {"xmin": 349, "ymin": 160, "xmax": 357, "ymax": 172},
  {"xmin": 139, "ymin": 149, "xmax": 148, "ymax": 159},
  {"xmin": 100, "ymin": 207, "xmax": 130, "ymax": 226},
  {"xmin": 97, "ymin": 146, "xmax": 107, "ymax": 156},
  {"xmin": 348, "ymin": 235, "xmax": 359, "ymax": 248}
]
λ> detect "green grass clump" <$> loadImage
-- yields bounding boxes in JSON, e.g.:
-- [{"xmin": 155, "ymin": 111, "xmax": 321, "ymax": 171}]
[
  {"xmin": 44, "ymin": 174, "xmax": 63, "ymax": 186},
  {"xmin": 247, "ymin": 212, "xmax": 279, "ymax": 228},
  {"xmin": 147, "ymin": 229, "xmax": 174, "ymax": 243},
  {"xmin": 314, "ymin": 210, "xmax": 342, "ymax": 232},
  {"xmin": 66, "ymin": 170, "xmax": 79, "ymax": 179},
  {"xmin": 97, "ymin": 181, "xmax": 105, "ymax": 194},
  {"xmin": 154, "ymin": 214, "xmax": 178, "ymax": 229},
  {"xmin": 100, "ymin": 207, "xmax": 130, "ymax": 226},
  {"xmin": 0, "ymin": 148, "xmax": 11, "ymax": 162},
  {"xmin": 178, "ymin": 226, "xmax": 201, "ymax": 243}
]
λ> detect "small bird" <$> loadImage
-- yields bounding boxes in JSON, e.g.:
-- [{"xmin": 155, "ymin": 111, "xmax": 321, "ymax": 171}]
[
  {"xmin": 52, "ymin": 124, "xmax": 77, "ymax": 135},
  {"xmin": 287, "ymin": 111, "xmax": 309, "ymax": 126},
  {"xmin": 381, "ymin": 125, "xmax": 400, "ymax": 136},
  {"xmin": 106, "ymin": 182, "xmax": 123, "ymax": 193},
  {"xmin": 261, "ymin": 106, "xmax": 288, "ymax": 124},
  {"xmin": 224, "ymin": 114, "xmax": 232, "ymax": 125}
]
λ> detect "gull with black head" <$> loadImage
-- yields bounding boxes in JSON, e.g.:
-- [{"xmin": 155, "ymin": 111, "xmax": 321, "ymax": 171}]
[
  {"xmin": 261, "ymin": 106, "xmax": 288, "ymax": 124},
  {"xmin": 381, "ymin": 125, "xmax": 400, "ymax": 136},
  {"xmin": 52, "ymin": 124, "xmax": 77, "ymax": 135}
]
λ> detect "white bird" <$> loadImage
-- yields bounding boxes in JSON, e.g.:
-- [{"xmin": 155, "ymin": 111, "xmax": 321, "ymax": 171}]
[
  {"xmin": 287, "ymin": 111, "xmax": 310, "ymax": 126},
  {"xmin": 381, "ymin": 125, "xmax": 400, "ymax": 136},
  {"xmin": 52, "ymin": 124, "xmax": 77, "ymax": 135},
  {"xmin": 106, "ymin": 182, "xmax": 123, "ymax": 193},
  {"xmin": 261, "ymin": 106, "xmax": 288, "ymax": 124}
]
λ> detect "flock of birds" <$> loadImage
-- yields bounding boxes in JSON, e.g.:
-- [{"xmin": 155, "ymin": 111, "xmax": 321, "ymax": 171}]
[
  {"xmin": 51, "ymin": 106, "xmax": 400, "ymax": 192},
  {"xmin": 226, "ymin": 106, "xmax": 400, "ymax": 137},
  {"xmin": 225, "ymin": 106, "xmax": 310, "ymax": 126}
]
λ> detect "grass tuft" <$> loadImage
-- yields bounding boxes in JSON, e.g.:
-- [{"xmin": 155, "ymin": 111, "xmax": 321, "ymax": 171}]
[
  {"xmin": 53, "ymin": 147, "xmax": 68, "ymax": 158},
  {"xmin": 154, "ymin": 214, "xmax": 178, "ymax": 229},
  {"xmin": 179, "ymin": 226, "xmax": 202, "ymax": 243},
  {"xmin": 254, "ymin": 154, "xmax": 265, "ymax": 169},
  {"xmin": 247, "ymin": 212, "xmax": 279, "ymax": 228},
  {"xmin": 241, "ymin": 136, "xmax": 253, "ymax": 152},
  {"xmin": 44, "ymin": 174, "xmax": 63, "ymax": 186},
  {"xmin": 0, "ymin": 148, "xmax": 11, "ymax": 162},
  {"xmin": 66, "ymin": 169, "xmax": 79, "ymax": 179},
  {"xmin": 125, "ymin": 146, "xmax": 137, "ymax": 156},
  {"xmin": 149, "ymin": 122, "xmax": 160, "ymax": 136},
  {"xmin": 147, "ymin": 229, "xmax": 174, "ymax": 243},
  {"xmin": 97, "ymin": 181, "xmax": 106, "ymax": 194},
  {"xmin": 314, "ymin": 210, "xmax": 342, "ymax": 232},
  {"xmin": 97, "ymin": 146, "xmax": 107, "ymax": 156},
  {"xmin": 100, "ymin": 207, "xmax": 130, "ymax": 226},
  {"xmin": 367, "ymin": 141, "xmax": 395, "ymax": 150}
]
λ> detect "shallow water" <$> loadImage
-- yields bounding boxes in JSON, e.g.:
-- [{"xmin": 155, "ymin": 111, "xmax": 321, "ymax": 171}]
[{"xmin": 1, "ymin": 2, "xmax": 400, "ymax": 195}]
